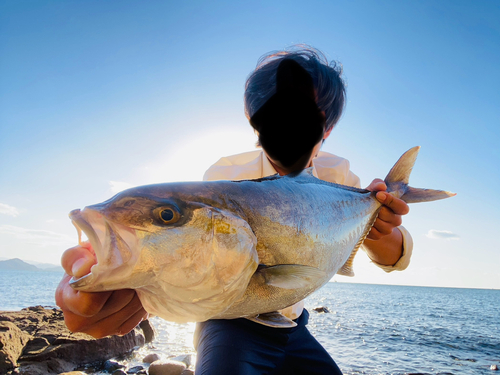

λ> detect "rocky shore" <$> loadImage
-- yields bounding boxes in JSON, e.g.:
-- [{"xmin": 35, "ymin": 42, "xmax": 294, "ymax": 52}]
[{"xmin": 0, "ymin": 306, "xmax": 194, "ymax": 375}]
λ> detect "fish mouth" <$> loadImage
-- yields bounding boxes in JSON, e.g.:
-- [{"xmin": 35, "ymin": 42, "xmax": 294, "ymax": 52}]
[{"xmin": 68, "ymin": 207, "xmax": 139, "ymax": 291}]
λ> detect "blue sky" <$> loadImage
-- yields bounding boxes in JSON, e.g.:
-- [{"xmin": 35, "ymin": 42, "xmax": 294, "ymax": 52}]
[{"xmin": 1, "ymin": 1, "xmax": 499, "ymax": 289}]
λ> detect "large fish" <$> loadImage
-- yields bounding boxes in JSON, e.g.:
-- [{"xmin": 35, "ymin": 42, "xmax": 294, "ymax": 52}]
[{"xmin": 69, "ymin": 147, "xmax": 454, "ymax": 327}]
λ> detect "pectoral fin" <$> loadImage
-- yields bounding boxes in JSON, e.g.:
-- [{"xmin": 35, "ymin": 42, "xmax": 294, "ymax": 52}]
[
  {"xmin": 257, "ymin": 264, "xmax": 326, "ymax": 289},
  {"xmin": 246, "ymin": 311, "xmax": 297, "ymax": 328}
]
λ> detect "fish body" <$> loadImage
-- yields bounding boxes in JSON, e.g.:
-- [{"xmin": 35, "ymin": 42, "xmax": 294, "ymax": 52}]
[{"xmin": 70, "ymin": 147, "xmax": 454, "ymax": 327}]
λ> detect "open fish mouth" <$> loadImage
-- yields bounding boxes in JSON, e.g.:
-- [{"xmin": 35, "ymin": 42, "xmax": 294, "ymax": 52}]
[
  {"xmin": 69, "ymin": 209, "xmax": 101, "ymax": 255},
  {"xmin": 68, "ymin": 208, "xmax": 139, "ymax": 291}
]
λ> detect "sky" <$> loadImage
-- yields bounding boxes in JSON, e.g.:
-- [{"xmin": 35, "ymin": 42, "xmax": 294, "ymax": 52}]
[{"xmin": 1, "ymin": 1, "xmax": 499, "ymax": 289}]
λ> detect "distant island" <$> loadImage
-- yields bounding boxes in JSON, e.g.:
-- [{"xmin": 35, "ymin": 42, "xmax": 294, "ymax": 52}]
[{"xmin": 0, "ymin": 258, "xmax": 64, "ymax": 273}]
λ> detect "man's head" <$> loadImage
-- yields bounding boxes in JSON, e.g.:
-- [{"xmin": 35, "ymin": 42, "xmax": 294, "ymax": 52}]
[
  {"xmin": 244, "ymin": 46, "xmax": 346, "ymax": 133},
  {"xmin": 244, "ymin": 46, "xmax": 346, "ymax": 173}
]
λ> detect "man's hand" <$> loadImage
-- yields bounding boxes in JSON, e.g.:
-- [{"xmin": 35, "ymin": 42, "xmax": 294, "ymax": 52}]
[
  {"xmin": 362, "ymin": 179, "xmax": 410, "ymax": 266},
  {"xmin": 366, "ymin": 179, "xmax": 409, "ymax": 240},
  {"xmin": 55, "ymin": 244, "xmax": 148, "ymax": 339}
]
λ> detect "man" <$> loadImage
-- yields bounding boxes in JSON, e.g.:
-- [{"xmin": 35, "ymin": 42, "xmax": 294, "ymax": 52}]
[
  {"xmin": 193, "ymin": 50, "xmax": 411, "ymax": 374},
  {"xmin": 56, "ymin": 46, "xmax": 411, "ymax": 373}
]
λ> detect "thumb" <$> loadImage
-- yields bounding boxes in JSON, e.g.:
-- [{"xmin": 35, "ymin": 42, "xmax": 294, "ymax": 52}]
[
  {"xmin": 366, "ymin": 178, "xmax": 387, "ymax": 192},
  {"xmin": 61, "ymin": 244, "xmax": 96, "ymax": 278}
]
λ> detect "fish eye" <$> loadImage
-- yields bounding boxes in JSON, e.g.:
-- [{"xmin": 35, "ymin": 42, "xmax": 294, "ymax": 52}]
[
  {"xmin": 158, "ymin": 207, "xmax": 180, "ymax": 224},
  {"xmin": 161, "ymin": 209, "xmax": 174, "ymax": 221}
]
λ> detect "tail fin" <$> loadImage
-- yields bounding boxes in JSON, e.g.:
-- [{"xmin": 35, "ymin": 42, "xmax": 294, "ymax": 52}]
[{"xmin": 385, "ymin": 146, "xmax": 456, "ymax": 203}]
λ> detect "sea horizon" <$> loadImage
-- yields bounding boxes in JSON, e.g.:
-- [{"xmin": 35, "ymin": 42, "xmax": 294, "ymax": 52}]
[{"xmin": 1, "ymin": 265, "xmax": 499, "ymax": 307}]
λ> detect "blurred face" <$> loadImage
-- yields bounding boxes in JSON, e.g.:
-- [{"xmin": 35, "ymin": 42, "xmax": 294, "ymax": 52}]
[{"xmin": 264, "ymin": 125, "xmax": 333, "ymax": 176}]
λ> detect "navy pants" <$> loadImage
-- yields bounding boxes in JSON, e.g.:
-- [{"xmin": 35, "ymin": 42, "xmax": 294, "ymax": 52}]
[{"xmin": 194, "ymin": 309, "xmax": 343, "ymax": 375}]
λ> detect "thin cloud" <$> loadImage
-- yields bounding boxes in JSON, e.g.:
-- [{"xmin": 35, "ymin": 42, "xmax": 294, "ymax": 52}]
[
  {"xmin": 0, "ymin": 225, "xmax": 75, "ymax": 247},
  {"xmin": 109, "ymin": 181, "xmax": 134, "ymax": 194},
  {"xmin": 426, "ymin": 230, "xmax": 460, "ymax": 240},
  {"xmin": 0, "ymin": 203, "xmax": 20, "ymax": 217}
]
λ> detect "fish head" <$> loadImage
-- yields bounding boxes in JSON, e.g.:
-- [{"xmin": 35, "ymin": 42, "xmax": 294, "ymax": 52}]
[
  {"xmin": 69, "ymin": 185, "xmax": 258, "ymax": 316},
  {"xmin": 69, "ymin": 192, "xmax": 186, "ymax": 291}
]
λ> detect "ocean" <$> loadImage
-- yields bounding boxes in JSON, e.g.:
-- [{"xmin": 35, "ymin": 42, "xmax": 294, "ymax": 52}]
[{"xmin": 1, "ymin": 270, "xmax": 499, "ymax": 374}]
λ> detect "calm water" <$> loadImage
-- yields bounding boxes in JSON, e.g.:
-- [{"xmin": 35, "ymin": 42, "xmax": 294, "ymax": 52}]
[
  {"xmin": 305, "ymin": 283, "xmax": 500, "ymax": 374},
  {"xmin": 1, "ymin": 270, "xmax": 499, "ymax": 374}
]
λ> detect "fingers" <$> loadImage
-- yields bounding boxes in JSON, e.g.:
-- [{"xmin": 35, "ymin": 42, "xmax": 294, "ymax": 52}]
[
  {"xmin": 116, "ymin": 301, "xmax": 149, "ymax": 336},
  {"xmin": 375, "ymin": 192, "xmax": 410, "ymax": 216},
  {"xmin": 98, "ymin": 289, "xmax": 139, "ymax": 317},
  {"xmin": 56, "ymin": 273, "xmax": 145, "ymax": 337},
  {"xmin": 55, "ymin": 275, "xmax": 106, "ymax": 332},
  {"xmin": 61, "ymin": 244, "xmax": 96, "ymax": 278},
  {"xmin": 366, "ymin": 178, "xmax": 409, "ymax": 215},
  {"xmin": 64, "ymin": 287, "xmax": 113, "ymax": 318},
  {"xmin": 366, "ymin": 178, "xmax": 386, "ymax": 192},
  {"xmin": 56, "ymin": 274, "xmax": 113, "ymax": 317},
  {"xmin": 368, "ymin": 194, "xmax": 409, "ymax": 241},
  {"xmin": 363, "ymin": 178, "xmax": 410, "ymax": 241},
  {"xmin": 57, "ymin": 244, "xmax": 147, "ymax": 339},
  {"xmin": 366, "ymin": 226, "xmax": 383, "ymax": 241},
  {"xmin": 376, "ymin": 206, "xmax": 403, "ymax": 227},
  {"xmin": 81, "ymin": 292, "xmax": 147, "ymax": 338},
  {"xmin": 367, "ymin": 217, "xmax": 394, "ymax": 240},
  {"xmin": 55, "ymin": 274, "xmax": 70, "ymax": 310}
]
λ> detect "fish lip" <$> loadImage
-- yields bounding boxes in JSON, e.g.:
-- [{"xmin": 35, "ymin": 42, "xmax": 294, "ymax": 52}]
[
  {"xmin": 69, "ymin": 272, "xmax": 95, "ymax": 288},
  {"xmin": 68, "ymin": 208, "xmax": 105, "ymax": 289}
]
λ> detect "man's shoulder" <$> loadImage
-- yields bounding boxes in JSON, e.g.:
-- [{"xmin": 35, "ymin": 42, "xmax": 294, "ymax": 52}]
[
  {"xmin": 210, "ymin": 150, "xmax": 263, "ymax": 166},
  {"xmin": 313, "ymin": 151, "xmax": 360, "ymax": 187},
  {"xmin": 314, "ymin": 151, "xmax": 350, "ymax": 164},
  {"xmin": 203, "ymin": 150, "xmax": 263, "ymax": 181},
  {"xmin": 314, "ymin": 151, "xmax": 352, "ymax": 173}
]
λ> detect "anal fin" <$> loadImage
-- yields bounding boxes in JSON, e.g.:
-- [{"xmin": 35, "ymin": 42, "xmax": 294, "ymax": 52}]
[
  {"xmin": 246, "ymin": 311, "xmax": 297, "ymax": 328},
  {"xmin": 338, "ymin": 206, "xmax": 381, "ymax": 277},
  {"xmin": 337, "ymin": 248, "xmax": 357, "ymax": 277}
]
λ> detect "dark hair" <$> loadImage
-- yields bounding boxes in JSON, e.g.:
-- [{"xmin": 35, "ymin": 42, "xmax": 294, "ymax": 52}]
[{"xmin": 244, "ymin": 45, "xmax": 346, "ymax": 132}]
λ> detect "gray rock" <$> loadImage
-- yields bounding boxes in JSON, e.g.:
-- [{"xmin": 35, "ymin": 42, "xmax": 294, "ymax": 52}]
[
  {"xmin": 0, "ymin": 321, "xmax": 30, "ymax": 371},
  {"xmin": 142, "ymin": 353, "xmax": 161, "ymax": 363},
  {"xmin": 0, "ymin": 306, "xmax": 146, "ymax": 374},
  {"xmin": 139, "ymin": 320, "xmax": 156, "ymax": 343},
  {"xmin": 171, "ymin": 354, "xmax": 193, "ymax": 367},
  {"xmin": 15, "ymin": 358, "xmax": 74, "ymax": 374},
  {"xmin": 312, "ymin": 306, "xmax": 330, "ymax": 313},
  {"xmin": 148, "ymin": 360, "xmax": 187, "ymax": 375},
  {"xmin": 127, "ymin": 365, "xmax": 145, "ymax": 373},
  {"xmin": 103, "ymin": 359, "xmax": 126, "ymax": 372}
]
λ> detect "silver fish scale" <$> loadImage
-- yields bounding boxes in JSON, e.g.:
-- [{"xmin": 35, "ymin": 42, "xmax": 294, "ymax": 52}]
[{"xmin": 206, "ymin": 173, "xmax": 381, "ymax": 318}]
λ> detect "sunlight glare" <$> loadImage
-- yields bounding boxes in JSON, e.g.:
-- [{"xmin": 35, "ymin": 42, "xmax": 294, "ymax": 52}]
[{"xmin": 142, "ymin": 127, "xmax": 258, "ymax": 183}]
